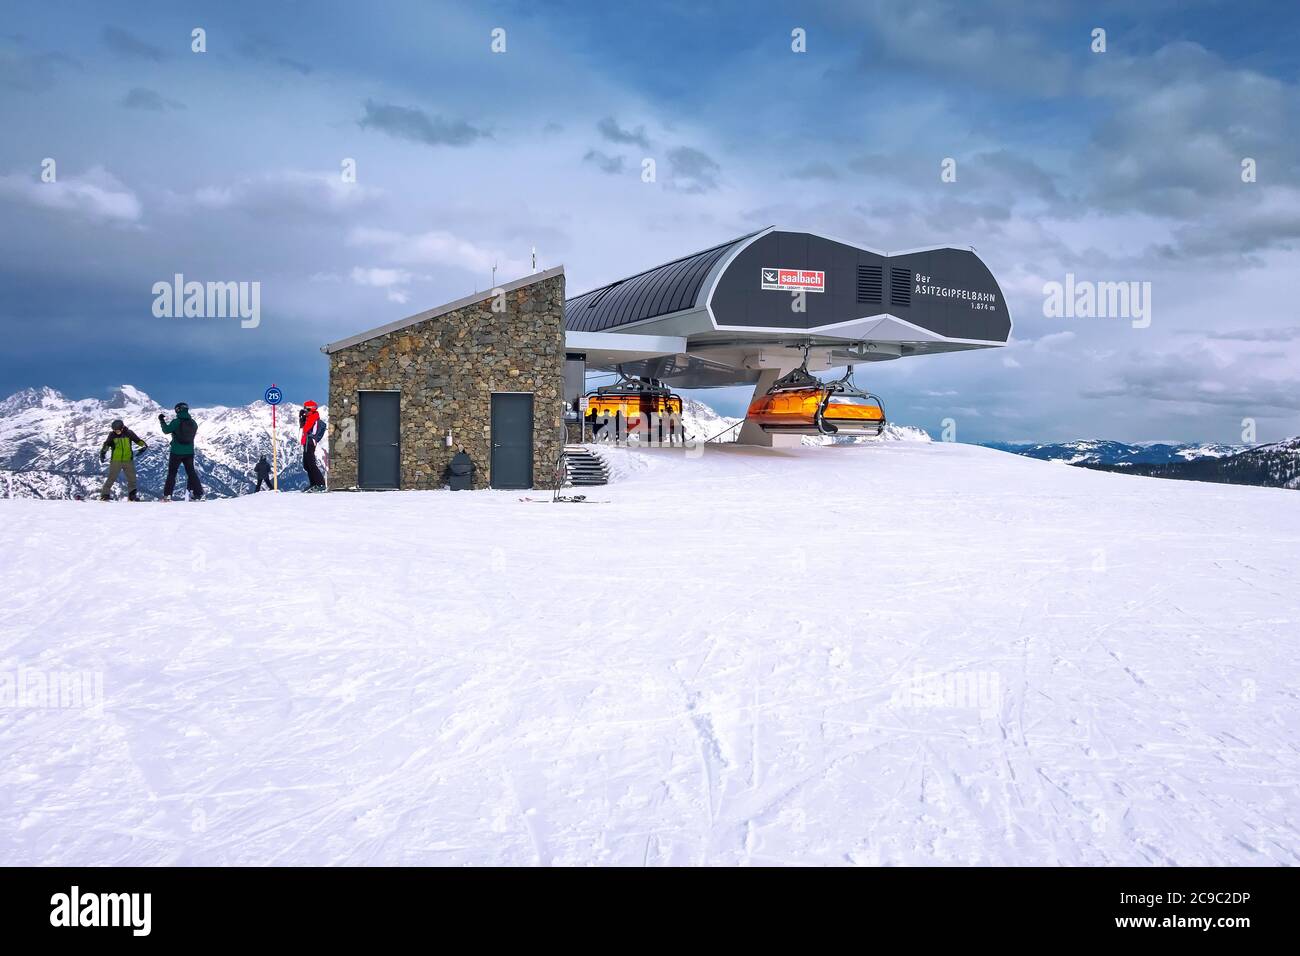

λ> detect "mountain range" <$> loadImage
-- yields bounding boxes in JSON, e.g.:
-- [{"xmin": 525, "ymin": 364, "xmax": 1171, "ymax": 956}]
[
  {"xmin": 1072, "ymin": 438, "xmax": 1300, "ymax": 490},
  {"xmin": 980, "ymin": 439, "xmax": 1245, "ymax": 466},
  {"xmin": 0, "ymin": 385, "xmax": 326, "ymax": 499},
  {"xmin": 984, "ymin": 438, "xmax": 1300, "ymax": 490}
]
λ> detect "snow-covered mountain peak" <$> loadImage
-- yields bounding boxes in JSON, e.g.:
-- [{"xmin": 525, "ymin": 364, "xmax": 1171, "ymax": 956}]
[
  {"xmin": 0, "ymin": 386, "xmax": 67, "ymax": 415},
  {"xmin": 105, "ymin": 384, "xmax": 160, "ymax": 410}
]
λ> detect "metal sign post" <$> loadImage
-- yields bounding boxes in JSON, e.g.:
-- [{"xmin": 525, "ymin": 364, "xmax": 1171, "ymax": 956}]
[{"xmin": 264, "ymin": 385, "xmax": 283, "ymax": 492}]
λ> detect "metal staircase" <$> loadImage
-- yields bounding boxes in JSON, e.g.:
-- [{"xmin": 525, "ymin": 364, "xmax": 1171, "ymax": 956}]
[{"xmin": 562, "ymin": 445, "xmax": 610, "ymax": 486}]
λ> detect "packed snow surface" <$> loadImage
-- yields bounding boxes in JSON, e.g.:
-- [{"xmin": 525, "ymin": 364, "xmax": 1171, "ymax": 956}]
[{"xmin": 2, "ymin": 441, "xmax": 1297, "ymax": 865}]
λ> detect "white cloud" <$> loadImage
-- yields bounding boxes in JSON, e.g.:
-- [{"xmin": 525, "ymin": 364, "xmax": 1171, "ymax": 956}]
[
  {"xmin": 349, "ymin": 266, "xmax": 427, "ymax": 306},
  {"xmin": 1031, "ymin": 331, "xmax": 1077, "ymax": 352},
  {"xmin": 1081, "ymin": 341, "xmax": 1300, "ymax": 414},
  {"xmin": 350, "ymin": 267, "xmax": 414, "ymax": 288},
  {"xmin": 0, "ymin": 165, "xmax": 141, "ymax": 222},
  {"xmin": 192, "ymin": 170, "xmax": 381, "ymax": 216},
  {"xmin": 348, "ymin": 227, "xmax": 530, "ymax": 278},
  {"xmin": 855, "ymin": 2, "xmax": 1072, "ymax": 96}
]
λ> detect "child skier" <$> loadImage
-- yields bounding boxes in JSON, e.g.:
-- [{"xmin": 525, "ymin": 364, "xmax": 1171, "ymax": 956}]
[
  {"xmin": 159, "ymin": 402, "xmax": 204, "ymax": 501},
  {"xmin": 98, "ymin": 419, "xmax": 148, "ymax": 500},
  {"xmin": 299, "ymin": 400, "xmax": 326, "ymax": 491}
]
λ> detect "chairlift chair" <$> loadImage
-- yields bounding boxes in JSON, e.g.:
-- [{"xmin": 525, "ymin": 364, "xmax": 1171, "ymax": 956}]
[
  {"xmin": 585, "ymin": 369, "xmax": 684, "ymax": 438},
  {"xmin": 745, "ymin": 354, "xmax": 887, "ymax": 437}
]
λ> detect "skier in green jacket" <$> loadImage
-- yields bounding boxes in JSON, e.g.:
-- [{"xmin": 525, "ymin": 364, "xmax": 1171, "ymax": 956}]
[
  {"xmin": 159, "ymin": 402, "xmax": 204, "ymax": 500},
  {"xmin": 99, "ymin": 419, "xmax": 148, "ymax": 500}
]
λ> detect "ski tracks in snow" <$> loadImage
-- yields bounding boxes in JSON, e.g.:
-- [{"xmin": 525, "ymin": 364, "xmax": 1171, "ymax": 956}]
[{"xmin": 2, "ymin": 442, "xmax": 1298, "ymax": 864}]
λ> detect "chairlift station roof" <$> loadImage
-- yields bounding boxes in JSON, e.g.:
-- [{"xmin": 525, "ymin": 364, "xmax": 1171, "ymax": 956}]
[{"xmin": 563, "ymin": 227, "xmax": 1012, "ymax": 388}]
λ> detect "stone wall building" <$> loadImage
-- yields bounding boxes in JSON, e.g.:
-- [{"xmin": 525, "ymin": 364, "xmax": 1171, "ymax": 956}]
[{"xmin": 322, "ymin": 267, "xmax": 566, "ymax": 491}]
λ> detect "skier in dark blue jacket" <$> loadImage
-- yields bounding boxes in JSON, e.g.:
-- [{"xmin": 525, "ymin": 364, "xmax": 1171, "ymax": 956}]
[{"xmin": 253, "ymin": 455, "xmax": 272, "ymax": 492}]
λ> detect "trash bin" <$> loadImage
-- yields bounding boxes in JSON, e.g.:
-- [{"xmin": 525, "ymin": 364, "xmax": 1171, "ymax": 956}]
[{"xmin": 446, "ymin": 451, "xmax": 474, "ymax": 491}]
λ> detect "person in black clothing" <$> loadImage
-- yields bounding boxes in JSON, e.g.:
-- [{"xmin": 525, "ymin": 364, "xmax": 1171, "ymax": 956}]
[
  {"xmin": 253, "ymin": 455, "xmax": 273, "ymax": 492},
  {"xmin": 159, "ymin": 402, "xmax": 204, "ymax": 500}
]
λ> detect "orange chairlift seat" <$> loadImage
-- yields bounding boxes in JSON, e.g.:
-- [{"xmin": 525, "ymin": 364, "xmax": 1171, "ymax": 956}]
[
  {"xmin": 585, "ymin": 370, "xmax": 684, "ymax": 440},
  {"xmin": 746, "ymin": 359, "xmax": 887, "ymax": 437}
]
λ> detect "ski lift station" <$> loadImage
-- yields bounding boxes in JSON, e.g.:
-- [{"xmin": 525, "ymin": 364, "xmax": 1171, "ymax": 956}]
[{"xmin": 321, "ymin": 227, "xmax": 1012, "ymax": 491}]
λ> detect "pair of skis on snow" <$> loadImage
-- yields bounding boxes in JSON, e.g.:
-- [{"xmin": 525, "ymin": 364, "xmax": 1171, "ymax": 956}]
[{"xmin": 518, "ymin": 494, "xmax": 607, "ymax": 503}]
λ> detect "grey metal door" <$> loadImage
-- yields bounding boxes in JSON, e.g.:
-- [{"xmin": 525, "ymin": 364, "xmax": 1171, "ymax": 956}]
[
  {"xmin": 358, "ymin": 391, "xmax": 400, "ymax": 488},
  {"xmin": 490, "ymin": 393, "xmax": 533, "ymax": 489}
]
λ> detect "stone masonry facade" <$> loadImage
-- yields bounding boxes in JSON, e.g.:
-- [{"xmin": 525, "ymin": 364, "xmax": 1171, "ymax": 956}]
[{"xmin": 326, "ymin": 270, "xmax": 565, "ymax": 490}]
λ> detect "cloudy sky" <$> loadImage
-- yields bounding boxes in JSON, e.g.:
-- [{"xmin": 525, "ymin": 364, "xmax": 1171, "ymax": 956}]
[{"xmin": 2, "ymin": 0, "xmax": 1298, "ymax": 442}]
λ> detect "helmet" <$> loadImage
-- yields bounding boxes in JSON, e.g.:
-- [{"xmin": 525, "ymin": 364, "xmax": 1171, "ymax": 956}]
[
  {"xmin": 174, "ymin": 402, "xmax": 189, "ymax": 413},
  {"xmin": 303, "ymin": 400, "xmax": 318, "ymax": 410},
  {"xmin": 111, "ymin": 419, "xmax": 125, "ymax": 430}
]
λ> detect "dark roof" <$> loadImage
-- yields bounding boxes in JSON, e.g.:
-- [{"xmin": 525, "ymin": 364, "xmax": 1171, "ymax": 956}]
[{"xmin": 564, "ymin": 228, "xmax": 767, "ymax": 333}]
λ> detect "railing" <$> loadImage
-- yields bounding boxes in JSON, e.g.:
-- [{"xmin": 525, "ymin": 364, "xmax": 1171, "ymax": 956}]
[{"xmin": 703, "ymin": 419, "xmax": 744, "ymax": 444}]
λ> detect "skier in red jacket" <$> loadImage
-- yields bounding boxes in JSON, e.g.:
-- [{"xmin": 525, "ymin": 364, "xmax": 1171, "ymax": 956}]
[{"xmin": 299, "ymin": 400, "xmax": 326, "ymax": 491}]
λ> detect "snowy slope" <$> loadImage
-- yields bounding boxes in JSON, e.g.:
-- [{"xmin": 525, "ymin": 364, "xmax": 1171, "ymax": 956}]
[
  {"xmin": 0, "ymin": 386, "xmax": 327, "ymax": 499},
  {"xmin": 2, "ymin": 441, "xmax": 1298, "ymax": 866}
]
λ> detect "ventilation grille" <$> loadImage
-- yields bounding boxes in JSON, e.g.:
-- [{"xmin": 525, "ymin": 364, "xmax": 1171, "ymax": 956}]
[
  {"xmin": 856, "ymin": 265, "xmax": 883, "ymax": 305},
  {"xmin": 889, "ymin": 267, "xmax": 912, "ymax": 308}
]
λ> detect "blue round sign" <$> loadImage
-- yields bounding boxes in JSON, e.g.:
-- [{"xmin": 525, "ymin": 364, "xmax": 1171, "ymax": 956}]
[{"xmin": 264, "ymin": 386, "xmax": 283, "ymax": 406}]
